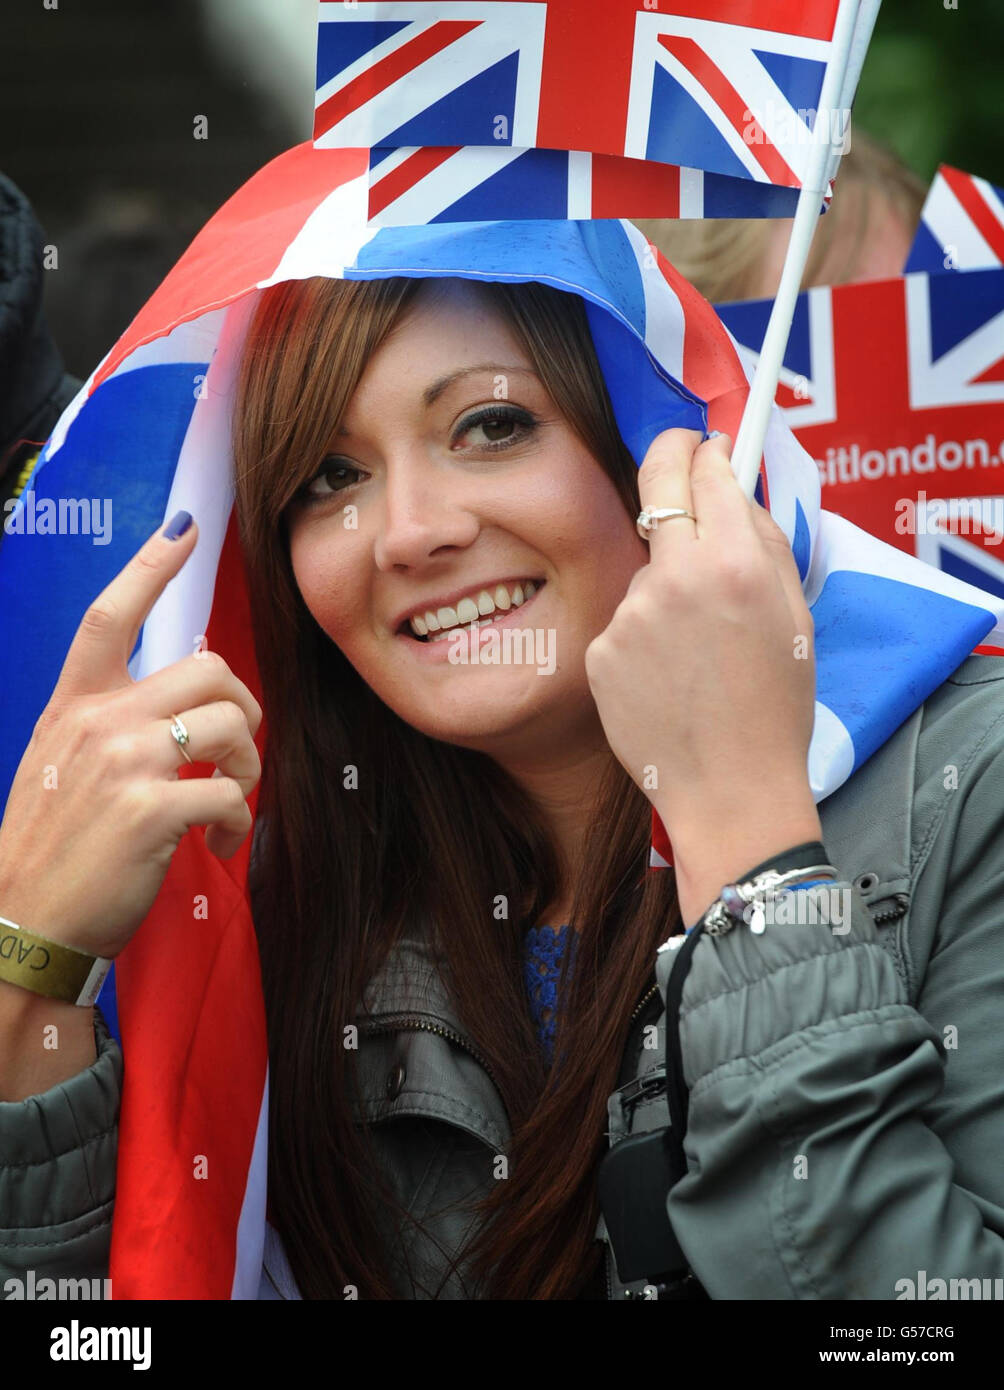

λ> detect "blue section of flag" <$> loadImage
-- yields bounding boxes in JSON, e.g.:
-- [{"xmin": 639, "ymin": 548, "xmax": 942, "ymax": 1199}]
[
  {"xmin": 792, "ymin": 498, "xmax": 811, "ymax": 581},
  {"xmin": 315, "ymin": 20, "xmax": 411, "ymax": 90},
  {"xmin": 904, "ymin": 219, "xmax": 955, "ymax": 276},
  {"xmin": 938, "ymin": 544, "xmax": 1004, "ymax": 601},
  {"xmin": 0, "ymin": 363, "xmax": 204, "ymax": 804},
  {"xmin": 434, "ymin": 149, "xmax": 570, "ymax": 221},
  {"xmin": 751, "ymin": 51, "xmax": 826, "ymax": 127},
  {"xmin": 928, "ymin": 267, "xmax": 1004, "ymax": 364},
  {"xmin": 379, "ymin": 53, "xmax": 519, "ymax": 148},
  {"xmin": 647, "ymin": 65, "xmax": 751, "ymax": 182},
  {"xmin": 702, "ymin": 170, "xmax": 808, "ymax": 218},
  {"xmin": 716, "ymin": 294, "xmax": 813, "ymax": 381},
  {"xmin": 811, "ymin": 570, "xmax": 996, "ymax": 773},
  {"xmin": 354, "ymin": 219, "xmax": 644, "ymax": 331},
  {"xmin": 98, "ymin": 967, "xmax": 121, "ymax": 1046},
  {"xmin": 585, "ymin": 300, "xmax": 706, "ymax": 464}
]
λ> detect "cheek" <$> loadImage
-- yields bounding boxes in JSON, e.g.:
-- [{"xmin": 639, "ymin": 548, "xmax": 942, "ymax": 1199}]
[
  {"xmin": 534, "ymin": 463, "xmax": 647, "ymax": 618},
  {"xmin": 288, "ymin": 524, "xmax": 363, "ymax": 647}
]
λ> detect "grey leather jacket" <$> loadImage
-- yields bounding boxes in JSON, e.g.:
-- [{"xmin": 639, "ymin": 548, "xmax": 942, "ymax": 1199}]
[{"xmin": 3, "ymin": 653, "xmax": 1004, "ymax": 1299}]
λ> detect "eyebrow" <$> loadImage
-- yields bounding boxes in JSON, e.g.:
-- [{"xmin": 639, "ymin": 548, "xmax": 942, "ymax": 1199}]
[
  {"xmin": 335, "ymin": 364, "xmax": 539, "ymax": 437},
  {"xmin": 422, "ymin": 363, "xmax": 537, "ymax": 408}
]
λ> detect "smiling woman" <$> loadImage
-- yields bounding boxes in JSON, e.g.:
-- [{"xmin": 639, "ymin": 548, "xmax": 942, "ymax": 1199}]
[
  {"xmin": 231, "ymin": 272, "xmax": 684, "ymax": 1299},
  {"xmin": 2, "ymin": 208, "xmax": 1004, "ymax": 1312}
]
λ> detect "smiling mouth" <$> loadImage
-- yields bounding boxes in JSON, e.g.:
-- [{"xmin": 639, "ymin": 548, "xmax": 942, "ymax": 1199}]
[{"xmin": 400, "ymin": 578, "xmax": 546, "ymax": 642}]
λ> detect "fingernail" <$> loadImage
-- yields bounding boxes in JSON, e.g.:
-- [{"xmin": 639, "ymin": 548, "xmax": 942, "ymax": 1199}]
[{"xmin": 162, "ymin": 510, "xmax": 193, "ymax": 540}]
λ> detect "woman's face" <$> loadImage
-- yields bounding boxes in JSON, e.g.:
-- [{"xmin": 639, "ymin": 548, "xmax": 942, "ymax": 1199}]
[{"xmin": 285, "ymin": 278, "xmax": 649, "ymax": 762}]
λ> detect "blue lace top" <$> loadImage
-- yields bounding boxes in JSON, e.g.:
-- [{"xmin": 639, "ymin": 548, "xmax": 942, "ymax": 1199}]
[{"xmin": 523, "ymin": 924, "xmax": 577, "ymax": 1064}]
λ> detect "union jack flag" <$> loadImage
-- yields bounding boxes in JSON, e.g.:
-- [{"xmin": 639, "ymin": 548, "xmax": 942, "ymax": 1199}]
[
  {"xmin": 905, "ymin": 164, "xmax": 1004, "ymax": 276},
  {"xmin": 716, "ymin": 268, "xmax": 1004, "ymax": 602},
  {"xmin": 313, "ymin": 1, "xmax": 873, "ymax": 192},
  {"xmin": 362, "ymin": 143, "xmax": 827, "ymax": 222}
]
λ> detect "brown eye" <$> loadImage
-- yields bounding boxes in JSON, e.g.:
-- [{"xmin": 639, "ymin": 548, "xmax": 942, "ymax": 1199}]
[
  {"xmin": 304, "ymin": 460, "xmax": 363, "ymax": 499},
  {"xmin": 453, "ymin": 406, "xmax": 536, "ymax": 451},
  {"xmin": 482, "ymin": 416, "xmax": 516, "ymax": 441}
]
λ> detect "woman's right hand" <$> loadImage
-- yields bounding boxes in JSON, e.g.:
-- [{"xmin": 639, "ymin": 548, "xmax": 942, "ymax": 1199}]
[{"xmin": 0, "ymin": 513, "xmax": 263, "ymax": 962}]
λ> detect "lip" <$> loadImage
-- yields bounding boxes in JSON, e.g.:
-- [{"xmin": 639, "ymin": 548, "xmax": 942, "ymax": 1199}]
[
  {"xmin": 394, "ymin": 580, "xmax": 547, "ymax": 664},
  {"xmin": 388, "ymin": 575, "xmax": 545, "ymax": 637}
]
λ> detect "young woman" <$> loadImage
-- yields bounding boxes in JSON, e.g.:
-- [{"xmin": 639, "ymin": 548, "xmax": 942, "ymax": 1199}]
[{"xmin": 1, "ymin": 229, "xmax": 1003, "ymax": 1301}]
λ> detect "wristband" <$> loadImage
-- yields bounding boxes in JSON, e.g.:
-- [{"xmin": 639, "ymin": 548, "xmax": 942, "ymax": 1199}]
[{"xmin": 0, "ymin": 915, "xmax": 112, "ymax": 1006}]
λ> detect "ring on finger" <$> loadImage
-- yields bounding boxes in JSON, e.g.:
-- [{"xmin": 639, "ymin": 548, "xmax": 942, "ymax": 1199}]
[
  {"xmin": 636, "ymin": 506, "xmax": 698, "ymax": 541},
  {"xmin": 169, "ymin": 713, "xmax": 194, "ymax": 765}
]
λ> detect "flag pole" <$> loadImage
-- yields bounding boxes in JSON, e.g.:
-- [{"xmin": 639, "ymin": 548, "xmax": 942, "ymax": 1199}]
[{"xmin": 731, "ymin": 0, "xmax": 866, "ymax": 498}]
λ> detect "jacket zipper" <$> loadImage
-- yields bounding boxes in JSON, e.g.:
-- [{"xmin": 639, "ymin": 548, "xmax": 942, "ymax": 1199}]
[
  {"xmin": 629, "ymin": 982, "xmax": 660, "ymax": 1026},
  {"xmin": 604, "ymin": 980, "xmax": 662, "ymax": 1300},
  {"xmin": 870, "ymin": 892, "xmax": 910, "ymax": 926},
  {"xmin": 359, "ymin": 1014, "xmax": 501, "ymax": 1089}
]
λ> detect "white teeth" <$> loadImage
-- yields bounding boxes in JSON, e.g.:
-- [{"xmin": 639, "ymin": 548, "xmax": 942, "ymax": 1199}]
[{"xmin": 405, "ymin": 578, "xmax": 542, "ymax": 639}]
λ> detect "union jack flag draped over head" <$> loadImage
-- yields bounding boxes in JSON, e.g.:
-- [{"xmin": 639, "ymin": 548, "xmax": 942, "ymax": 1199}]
[
  {"xmin": 1, "ymin": 140, "xmax": 1003, "ymax": 1298},
  {"xmin": 311, "ymin": 0, "xmax": 883, "ymax": 221}
]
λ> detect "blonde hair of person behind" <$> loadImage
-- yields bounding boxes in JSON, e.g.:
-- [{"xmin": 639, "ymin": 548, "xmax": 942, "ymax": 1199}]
[{"xmin": 634, "ymin": 128, "xmax": 927, "ymax": 304}]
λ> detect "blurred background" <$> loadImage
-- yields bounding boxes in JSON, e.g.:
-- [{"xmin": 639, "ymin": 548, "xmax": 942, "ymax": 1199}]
[{"xmin": 1, "ymin": 0, "xmax": 1001, "ymax": 379}]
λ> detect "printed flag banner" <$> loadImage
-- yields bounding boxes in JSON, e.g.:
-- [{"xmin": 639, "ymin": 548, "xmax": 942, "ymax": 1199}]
[
  {"xmin": 313, "ymin": 0, "xmax": 874, "ymax": 210},
  {"xmin": 904, "ymin": 164, "xmax": 1004, "ymax": 276},
  {"xmin": 361, "ymin": 143, "xmax": 831, "ymax": 222},
  {"xmin": 716, "ymin": 268, "xmax": 1004, "ymax": 605},
  {"xmin": 2, "ymin": 140, "xmax": 1002, "ymax": 1301}
]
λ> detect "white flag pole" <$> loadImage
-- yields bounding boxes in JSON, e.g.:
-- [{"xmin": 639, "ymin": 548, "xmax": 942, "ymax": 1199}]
[{"xmin": 731, "ymin": 0, "xmax": 872, "ymax": 498}]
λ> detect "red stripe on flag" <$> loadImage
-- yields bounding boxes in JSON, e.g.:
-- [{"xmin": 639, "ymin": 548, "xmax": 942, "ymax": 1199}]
[
  {"xmin": 657, "ymin": 35, "xmax": 800, "ymax": 189},
  {"xmin": 111, "ymin": 515, "xmax": 268, "ymax": 1299},
  {"xmin": 651, "ymin": 248, "xmax": 749, "ymax": 419},
  {"xmin": 537, "ymin": 2, "xmax": 638, "ymax": 157},
  {"xmin": 93, "ymin": 144, "xmax": 368, "ymax": 391},
  {"xmin": 970, "ymin": 356, "xmax": 1004, "ymax": 385},
  {"xmin": 630, "ymin": 0, "xmax": 838, "ymax": 43},
  {"xmin": 941, "ymin": 165, "xmax": 1004, "ymax": 262},
  {"xmin": 368, "ymin": 145, "xmax": 460, "ymax": 218},
  {"xmin": 313, "ymin": 19, "xmax": 481, "ymax": 143},
  {"xmin": 591, "ymin": 153, "xmax": 681, "ymax": 218}
]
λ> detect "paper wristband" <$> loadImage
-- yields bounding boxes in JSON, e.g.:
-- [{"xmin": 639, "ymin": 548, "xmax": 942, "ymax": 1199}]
[{"xmin": 0, "ymin": 916, "xmax": 112, "ymax": 1006}]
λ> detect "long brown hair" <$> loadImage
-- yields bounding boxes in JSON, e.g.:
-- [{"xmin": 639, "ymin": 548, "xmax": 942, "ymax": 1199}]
[{"xmin": 232, "ymin": 274, "xmax": 681, "ymax": 1299}]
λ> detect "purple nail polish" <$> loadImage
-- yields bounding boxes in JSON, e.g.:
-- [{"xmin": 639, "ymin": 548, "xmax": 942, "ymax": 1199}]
[{"xmin": 162, "ymin": 510, "xmax": 193, "ymax": 540}]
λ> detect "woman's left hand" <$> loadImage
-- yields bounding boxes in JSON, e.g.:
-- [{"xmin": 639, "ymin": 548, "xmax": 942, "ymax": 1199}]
[{"xmin": 584, "ymin": 427, "xmax": 823, "ymax": 925}]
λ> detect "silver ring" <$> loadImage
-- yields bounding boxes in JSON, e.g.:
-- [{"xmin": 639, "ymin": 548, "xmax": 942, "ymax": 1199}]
[
  {"xmin": 636, "ymin": 506, "xmax": 698, "ymax": 540},
  {"xmin": 169, "ymin": 714, "xmax": 194, "ymax": 765}
]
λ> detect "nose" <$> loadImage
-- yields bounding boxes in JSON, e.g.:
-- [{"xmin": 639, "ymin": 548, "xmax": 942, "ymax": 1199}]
[{"xmin": 373, "ymin": 453, "xmax": 480, "ymax": 571}]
